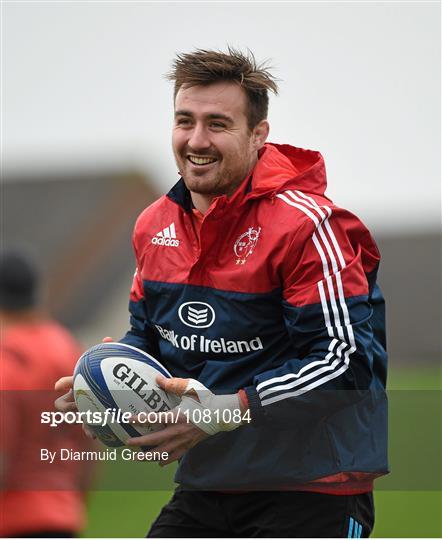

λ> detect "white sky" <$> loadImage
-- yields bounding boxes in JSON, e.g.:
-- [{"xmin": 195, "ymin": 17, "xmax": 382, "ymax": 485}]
[{"xmin": 2, "ymin": 1, "xmax": 441, "ymax": 232}]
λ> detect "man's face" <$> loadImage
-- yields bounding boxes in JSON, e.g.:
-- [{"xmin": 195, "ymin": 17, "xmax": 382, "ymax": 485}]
[{"xmin": 172, "ymin": 82, "xmax": 267, "ymax": 198}]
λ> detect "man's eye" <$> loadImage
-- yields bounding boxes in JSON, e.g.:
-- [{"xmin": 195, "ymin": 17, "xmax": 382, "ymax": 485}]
[
  {"xmin": 176, "ymin": 118, "xmax": 191, "ymax": 126},
  {"xmin": 210, "ymin": 122, "xmax": 226, "ymax": 129}
]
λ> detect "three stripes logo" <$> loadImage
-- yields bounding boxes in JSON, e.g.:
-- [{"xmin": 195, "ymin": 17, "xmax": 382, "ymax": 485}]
[
  {"xmin": 256, "ymin": 189, "xmax": 356, "ymax": 407},
  {"xmin": 151, "ymin": 222, "xmax": 180, "ymax": 247},
  {"xmin": 348, "ymin": 517, "xmax": 363, "ymax": 538},
  {"xmin": 178, "ymin": 302, "xmax": 216, "ymax": 328}
]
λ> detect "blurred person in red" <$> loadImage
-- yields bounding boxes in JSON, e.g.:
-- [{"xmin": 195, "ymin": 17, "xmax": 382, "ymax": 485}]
[{"xmin": 0, "ymin": 251, "xmax": 94, "ymax": 537}]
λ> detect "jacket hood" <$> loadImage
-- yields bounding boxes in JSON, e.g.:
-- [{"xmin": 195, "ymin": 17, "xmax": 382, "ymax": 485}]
[{"xmin": 250, "ymin": 143, "xmax": 327, "ymax": 198}]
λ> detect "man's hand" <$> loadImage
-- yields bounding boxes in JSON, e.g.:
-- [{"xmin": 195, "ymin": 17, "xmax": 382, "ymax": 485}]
[
  {"xmin": 54, "ymin": 336, "xmax": 115, "ymax": 410},
  {"xmin": 167, "ymin": 376, "xmax": 248, "ymax": 435},
  {"xmin": 53, "ymin": 337, "xmax": 113, "ymax": 438},
  {"xmin": 54, "ymin": 375, "xmax": 96, "ymax": 439},
  {"xmin": 126, "ymin": 375, "xmax": 209, "ymax": 466},
  {"xmin": 127, "ymin": 408, "xmax": 208, "ymax": 466},
  {"xmin": 54, "ymin": 376, "xmax": 76, "ymax": 412},
  {"xmin": 127, "ymin": 375, "xmax": 248, "ymax": 466}
]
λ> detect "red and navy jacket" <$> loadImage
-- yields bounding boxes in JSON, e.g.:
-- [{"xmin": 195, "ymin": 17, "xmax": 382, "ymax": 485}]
[{"xmin": 121, "ymin": 143, "xmax": 388, "ymax": 492}]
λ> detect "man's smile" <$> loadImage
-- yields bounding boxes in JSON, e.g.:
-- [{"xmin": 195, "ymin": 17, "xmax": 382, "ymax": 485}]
[{"xmin": 187, "ymin": 155, "xmax": 218, "ymax": 166}]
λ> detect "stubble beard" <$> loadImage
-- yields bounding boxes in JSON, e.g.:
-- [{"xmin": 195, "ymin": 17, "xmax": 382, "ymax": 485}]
[{"xmin": 180, "ymin": 157, "xmax": 253, "ymax": 198}]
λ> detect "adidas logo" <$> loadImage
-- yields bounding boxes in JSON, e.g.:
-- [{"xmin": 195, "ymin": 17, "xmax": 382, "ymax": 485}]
[{"xmin": 151, "ymin": 222, "xmax": 180, "ymax": 247}]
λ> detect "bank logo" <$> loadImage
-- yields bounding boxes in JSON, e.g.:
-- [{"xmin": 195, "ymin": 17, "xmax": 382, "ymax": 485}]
[
  {"xmin": 155, "ymin": 324, "xmax": 263, "ymax": 354},
  {"xmin": 151, "ymin": 222, "xmax": 180, "ymax": 247},
  {"xmin": 178, "ymin": 302, "xmax": 215, "ymax": 328},
  {"xmin": 234, "ymin": 226, "xmax": 261, "ymax": 265}
]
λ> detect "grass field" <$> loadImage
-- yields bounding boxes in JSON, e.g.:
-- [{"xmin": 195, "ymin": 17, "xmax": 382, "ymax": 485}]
[{"xmin": 84, "ymin": 365, "xmax": 441, "ymax": 537}]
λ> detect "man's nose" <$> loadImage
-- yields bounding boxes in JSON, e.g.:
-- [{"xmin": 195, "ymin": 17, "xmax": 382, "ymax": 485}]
[{"xmin": 187, "ymin": 124, "xmax": 211, "ymax": 151}]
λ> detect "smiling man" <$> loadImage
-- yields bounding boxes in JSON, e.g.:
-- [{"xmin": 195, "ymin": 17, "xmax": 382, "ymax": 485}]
[
  {"xmin": 172, "ymin": 80, "xmax": 269, "ymax": 210},
  {"xmin": 55, "ymin": 48, "xmax": 388, "ymax": 537}
]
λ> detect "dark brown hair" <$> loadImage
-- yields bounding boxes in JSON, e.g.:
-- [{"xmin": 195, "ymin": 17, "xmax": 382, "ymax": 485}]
[{"xmin": 166, "ymin": 47, "xmax": 278, "ymax": 129}]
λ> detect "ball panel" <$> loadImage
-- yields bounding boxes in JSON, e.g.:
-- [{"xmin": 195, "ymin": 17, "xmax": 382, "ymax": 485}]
[
  {"xmin": 73, "ymin": 343, "xmax": 180, "ymax": 449},
  {"xmin": 73, "ymin": 373, "xmax": 125, "ymax": 447},
  {"xmin": 102, "ymin": 357, "xmax": 180, "ymax": 412}
]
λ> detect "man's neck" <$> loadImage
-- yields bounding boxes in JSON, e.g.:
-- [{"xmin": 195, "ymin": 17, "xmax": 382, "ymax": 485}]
[{"xmin": 190, "ymin": 193, "xmax": 216, "ymax": 214}]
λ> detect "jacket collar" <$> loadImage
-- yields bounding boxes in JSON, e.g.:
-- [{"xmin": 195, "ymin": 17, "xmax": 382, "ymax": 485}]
[{"xmin": 166, "ymin": 143, "xmax": 327, "ymax": 212}]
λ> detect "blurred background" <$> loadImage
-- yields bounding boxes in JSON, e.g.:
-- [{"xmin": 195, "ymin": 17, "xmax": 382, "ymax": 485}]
[{"xmin": 2, "ymin": 1, "xmax": 440, "ymax": 537}]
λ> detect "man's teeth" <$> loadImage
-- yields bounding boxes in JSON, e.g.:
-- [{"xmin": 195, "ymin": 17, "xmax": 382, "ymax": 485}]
[{"xmin": 188, "ymin": 156, "xmax": 217, "ymax": 165}]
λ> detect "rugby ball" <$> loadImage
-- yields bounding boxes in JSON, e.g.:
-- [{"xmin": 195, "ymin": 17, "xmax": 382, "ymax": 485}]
[{"xmin": 73, "ymin": 342, "xmax": 180, "ymax": 448}]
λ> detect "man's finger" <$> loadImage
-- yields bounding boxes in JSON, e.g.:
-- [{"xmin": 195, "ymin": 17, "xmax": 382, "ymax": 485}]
[
  {"xmin": 102, "ymin": 336, "xmax": 114, "ymax": 343},
  {"xmin": 159, "ymin": 445, "xmax": 188, "ymax": 467},
  {"xmin": 130, "ymin": 408, "xmax": 182, "ymax": 426},
  {"xmin": 129, "ymin": 413, "xmax": 163, "ymax": 426},
  {"xmin": 157, "ymin": 375, "xmax": 189, "ymax": 396},
  {"xmin": 54, "ymin": 376, "xmax": 74, "ymax": 392},
  {"xmin": 151, "ymin": 439, "xmax": 186, "ymax": 459},
  {"xmin": 82, "ymin": 423, "xmax": 97, "ymax": 439},
  {"xmin": 126, "ymin": 424, "xmax": 181, "ymax": 447},
  {"xmin": 126, "ymin": 431, "xmax": 168, "ymax": 447},
  {"xmin": 54, "ymin": 390, "xmax": 78, "ymax": 413}
]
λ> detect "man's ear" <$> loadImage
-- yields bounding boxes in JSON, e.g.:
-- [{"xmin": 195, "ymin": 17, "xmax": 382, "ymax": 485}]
[{"xmin": 252, "ymin": 120, "xmax": 270, "ymax": 150}]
